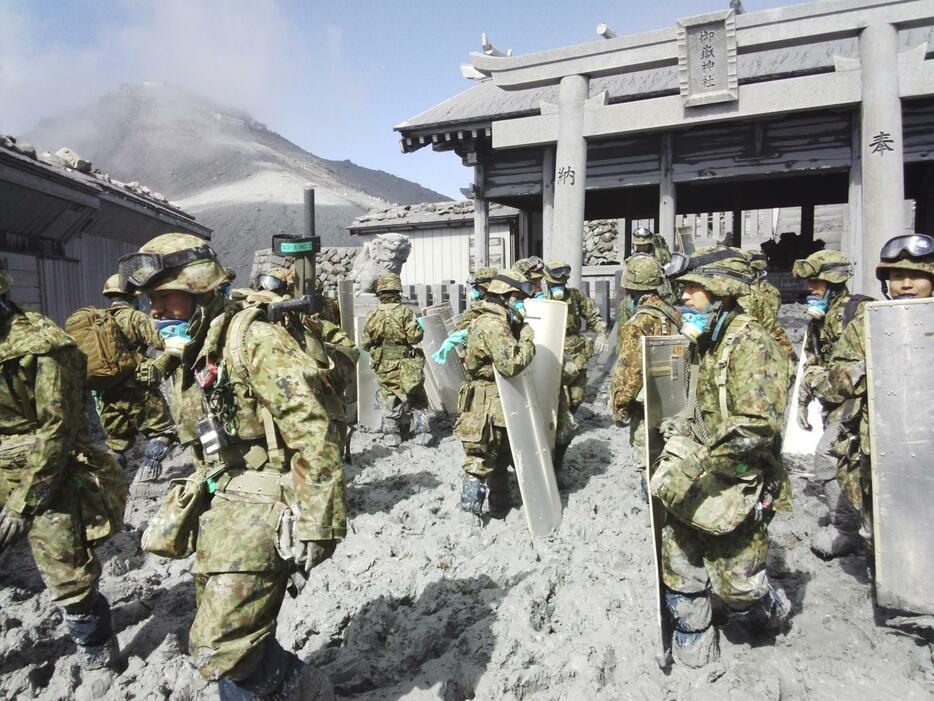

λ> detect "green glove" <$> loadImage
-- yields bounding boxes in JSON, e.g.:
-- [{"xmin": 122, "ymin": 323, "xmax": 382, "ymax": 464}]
[
  {"xmin": 432, "ymin": 329, "xmax": 468, "ymax": 364},
  {"xmin": 416, "ymin": 317, "xmax": 426, "ymax": 331}
]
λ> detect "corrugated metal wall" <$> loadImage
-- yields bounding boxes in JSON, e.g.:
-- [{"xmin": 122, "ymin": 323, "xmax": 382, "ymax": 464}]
[
  {"xmin": 2, "ymin": 253, "xmax": 41, "ymax": 311},
  {"xmin": 37, "ymin": 234, "xmax": 138, "ymax": 326}
]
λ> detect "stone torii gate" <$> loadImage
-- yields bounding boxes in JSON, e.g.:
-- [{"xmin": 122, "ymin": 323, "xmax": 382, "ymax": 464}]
[{"xmin": 398, "ymin": 0, "xmax": 934, "ymax": 294}]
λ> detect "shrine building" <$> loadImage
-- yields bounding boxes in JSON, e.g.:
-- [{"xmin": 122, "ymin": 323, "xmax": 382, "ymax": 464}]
[{"xmin": 396, "ymin": 0, "xmax": 934, "ymax": 294}]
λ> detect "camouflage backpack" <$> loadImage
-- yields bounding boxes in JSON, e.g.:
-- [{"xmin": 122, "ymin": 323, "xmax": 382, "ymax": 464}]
[{"xmin": 65, "ymin": 307, "xmax": 137, "ymax": 390}]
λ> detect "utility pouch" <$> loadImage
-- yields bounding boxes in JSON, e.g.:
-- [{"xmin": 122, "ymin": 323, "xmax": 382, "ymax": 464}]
[
  {"xmin": 0, "ymin": 434, "xmax": 38, "ymax": 486},
  {"xmin": 142, "ymin": 477, "xmax": 208, "ymax": 559}
]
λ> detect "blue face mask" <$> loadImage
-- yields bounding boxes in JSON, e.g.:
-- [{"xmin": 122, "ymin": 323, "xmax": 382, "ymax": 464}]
[
  {"xmin": 550, "ymin": 286, "xmax": 566, "ymax": 301},
  {"xmin": 155, "ymin": 319, "xmax": 192, "ymax": 343},
  {"xmin": 805, "ymin": 290, "xmax": 830, "ymax": 319},
  {"xmin": 469, "ymin": 288, "xmax": 482, "ymax": 301},
  {"xmin": 678, "ymin": 305, "xmax": 711, "ymax": 343},
  {"xmin": 509, "ymin": 299, "xmax": 527, "ymax": 320}
]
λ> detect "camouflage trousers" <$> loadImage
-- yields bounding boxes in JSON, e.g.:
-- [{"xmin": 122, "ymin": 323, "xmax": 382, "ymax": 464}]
[
  {"xmin": 189, "ymin": 491, "xmax": 290, "ymax": 681},
  {"xmin": 25, "ymin": 482, "xmax": 103, "ymax": 611},
  {"xmin": 458, "ymin": 421, "xmax": 513, "ymax": 499},
  {"xmin": 190, "ymin": 571, "xmax": 288, "ymax": 682},
  {"xmin": 98, "ymin": 383, "xmax": 175, "ymax": 453},
  {"xmin": 555, "ymin": 386, "xmax": 579, "ymax": 448},
  {"xmin": 566, "ymin": 369, "xmax": 588, "ymax": 413},
  {"xmin": 661, "ymin": 515, "xmax": 772, "ymax": 608}
]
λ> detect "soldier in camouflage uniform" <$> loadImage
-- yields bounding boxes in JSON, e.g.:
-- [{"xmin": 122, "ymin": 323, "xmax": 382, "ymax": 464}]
[
  {"xmin": 239, "ymin": 267, "xmax": 360, "ymax": 461},
  {"xmin": 821, "ymin": 234, "xmax": 934, "ymax": 553},
  {"xmin": 361, "ymin": 273, "xmax": 428, "ymax": 447},
  {"xmin": 456, "ymin": 270, "xmax": 535, "ymax": 517},
  {"xmin": 512, "ymin": 256, "xmax": 546, "ymax": 297},
  {"xmin": 96, "ymin": 274, "xmax": 177, "ymax": 482},
  {"xmin": 609, "ymin": 254, "xmax": 682, "ymax": 456},
  {"xmin": 632, "ymin": 225, "xmax": 672, "ymax": 267},
  {"xmin": 432, "ymin": 268, "xmax": 498, "ymax": 365},
  {"xmin": 541, "ymin": 260, "xmax": 609, "ymax": 413},
  {"xmin": 119, "ymin": 233, "xmax": 342, "ymax": 699},
  {"xmin": 791, "ymin": 250, "xmax": 871, "ymax": 559},
  {"xmin": 314, "ymin": 276, "xmax": 342, "ymax": 325},
  {"xmin": 655, "ymin": 247, "xmax": 792, "ymax": 667},
  {"xmin": 0, "ymin": 268, "xmax": 127, "ymax": 685},
  {"xmin": 739, "ymin": 251, "xmax": 795, "ymax": 359}
]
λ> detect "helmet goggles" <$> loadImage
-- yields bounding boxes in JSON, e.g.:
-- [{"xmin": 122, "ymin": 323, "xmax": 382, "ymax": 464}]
[
  {"xmin": 118, "ymin": 244, "xmax": 217, "ymax": 289},
  {"xmin": 256, "ymin": 274, "xmax": 289, "ymax": 294},
  {"xmin": 879, "ymin": 234, "xmax": 934, "ymax": 263},
  {"xmin": 492, "ymin": 273, "xmax": 534, "ymax": 297},
  {"xmin": 545, "ymin": 263, "xmax": 571, "ymax": 280}
]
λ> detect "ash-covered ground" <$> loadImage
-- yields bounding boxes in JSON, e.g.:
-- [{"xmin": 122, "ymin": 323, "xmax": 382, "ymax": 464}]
[{"xmin": 1, "ymin": 305, "xmax": 933, "ymax": 700}]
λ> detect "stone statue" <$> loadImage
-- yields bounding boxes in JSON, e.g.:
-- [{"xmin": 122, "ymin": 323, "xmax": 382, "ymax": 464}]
[{"xmin": 348, "ymin": 233, "xmax": 412, "ymax": 294}]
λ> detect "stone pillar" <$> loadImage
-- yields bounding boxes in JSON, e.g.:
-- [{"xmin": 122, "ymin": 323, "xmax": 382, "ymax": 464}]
[
  {"xmin": 659, "ymin": 133, "xmax": 676, "ymax": 252},
  {"xmin": 473, "ymin": 164, "xmax": 489, "ymax": 268},
  {"xmin": 553, "ymin": 74, "xmax": 589, "ymax": 289},
  {"xmin": 859, "ymin": 23, "xmax": 903, "ymax": 295},
  {"xmin": 542, "ymin": 146, "xmax": 556, "ymax": 259},
  {"xmin": 845, "ymin": 113, "xmax": 864, "ymax": 290}
]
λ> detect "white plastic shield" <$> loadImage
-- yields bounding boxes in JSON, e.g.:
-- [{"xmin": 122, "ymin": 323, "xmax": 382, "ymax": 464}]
[
  {"xmin": 523, "ymin": 299, "xmax": 568, "ymax": 448},
  {"xmin": 866, "ymin": 298, "xmax": 934, "ymax": 614},
  {"xmin": 495, "ymin": 363, "xmax": 563, "ymax": 537},
  {"xmin": 420, "ymin": 312, "xmax": 465, "ymax": 415},
  {"xmin": 354, "ymin": 313, "xmax": 382, "ymax": 430},
  {"xmin": 338, "ymin": 280, "xmax": 357, "ymax": 423},
  {"xmin": 643, "ymin": 336, "xmax": 691, "ymax": 667},
  {"xmin": 782, "ymin": 332, "xmax": 824, "ymax": 456}
]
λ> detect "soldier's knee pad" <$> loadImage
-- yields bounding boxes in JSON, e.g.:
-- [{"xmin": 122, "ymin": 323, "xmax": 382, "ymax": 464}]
[{"xmin": 664, "ymin": 589, "xmax": 712, "ymax": 633}]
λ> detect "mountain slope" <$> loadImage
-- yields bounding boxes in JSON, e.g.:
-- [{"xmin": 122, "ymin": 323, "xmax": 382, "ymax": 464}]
[{"xmin": 25, "ymin": 83, "xmax": 448, "ymax": 279}]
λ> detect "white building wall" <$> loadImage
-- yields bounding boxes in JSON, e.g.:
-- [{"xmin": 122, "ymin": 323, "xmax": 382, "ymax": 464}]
[{"xmin": 356, "ymin": 222, "xmax": 514, "ymax": 286}]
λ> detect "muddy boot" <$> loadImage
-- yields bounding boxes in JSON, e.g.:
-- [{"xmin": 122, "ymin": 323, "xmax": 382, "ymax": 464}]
[
  {"xmin": 219, "ymin": 639, "xmax": 334, "ymax": 701},
  {"xmin": 485, "ymin": 471, "xmax": 513, "ymax": 519},
  {"xmin": 810, "ymin": 526, "xmax": 864, "ymax": 560},
  {"xmin": 460, "ymin": 476, "xmax": 487, "ymax": 516},
  {"xmin": 553, "ymin": 443, "xmax": 570, "ymax": 471},
  {"xmin": 380, "ymin": 418, "xmax": 402, "ymax": 448},
  {"xmin": 409, "ymin": 409, "xmax": 432, "ymax": 446},
  {"xmin": 729, "ymin": 587, "xmax": 791, "ymax": 633},
  {"xmin": 665, "ymin": 590, "xmax": 720, "ymax": 668},
  {"xmin": 66, "ymin": 595, "xmax": 121, "ymax": 700}
]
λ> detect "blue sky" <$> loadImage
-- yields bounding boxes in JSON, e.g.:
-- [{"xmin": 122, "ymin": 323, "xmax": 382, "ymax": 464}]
[{"xmin": 1, "ymin": 0, "xmax": 808, "ymax": 199}]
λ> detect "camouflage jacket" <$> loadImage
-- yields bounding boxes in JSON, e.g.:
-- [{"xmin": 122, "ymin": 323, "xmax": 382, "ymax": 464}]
[
  {"xmin": 820, "ymin": 303, "xmax": 870, "ymax": 454},
  {"xmin": 689, "ymin": 310, "xmax": 792, "ymax": 510},
  {"xmin": 454, "ymin": 304, "xmax": 485, "ymax": 333},
  {"xmin": 739, "ymin": 279, "xmax": 793, "ymax": 356},
  {"xmin": 609, "ymin": 294, "xmax": 681, "ymax": 423},
  {"xmin": 170, "ymin": 300, "xmax": 344, "ymax": 547},
  {"xmin": 651, "ymin": 236, "xmax": 672, "ymax": 267},
  {"xmin": 110, "ymin": 301, "xmax": 164, "ymax": 355},
  {"xmin": 318, "ymin": 296, "xmax": 342, "ymax": 326},
  {"xmin": 361, "ymin": 301, "xmax": 423, "ymax": 367},
  {"xmin": 564, "ymin": 287, "xmax": 607, "ymax": 364},
  {"xmin": 0, "ymin": 312, "xmax": 108, "ymax": 515},
  {"xmin": 463, "ymin": 301, "xmax": 535, "ymax": 383}
]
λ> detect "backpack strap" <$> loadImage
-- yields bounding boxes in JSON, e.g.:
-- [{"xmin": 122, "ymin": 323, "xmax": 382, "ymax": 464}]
[
  {"xmin": 226, "ymin": 307, "xmax": 285, "ymax": 471},
  {"xmin": 634, "ymin": 303, "xmax": 680, "ymax": 333},
  {"xmin": 715, "ymin": 314, "xmax": 753, "ymax": 419},
  {"xmin": 843, "ymin": 294, "xmax": 874, "ymax": 327}
]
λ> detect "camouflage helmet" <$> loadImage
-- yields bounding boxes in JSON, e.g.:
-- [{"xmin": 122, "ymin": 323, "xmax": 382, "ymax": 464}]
[
  {"xmin": 632, "ymin": 226, "xmax": 655, "ymax": 246},
  {"xmin": 513, "ymin": 256, "xmax": 545, "ymax": 281},
  {"xmin": 624, "ymin": 253, "xmax": 663, "ymax": 291},
  {"xmin": 255, "ymin": 265, "xmax": 294, "ymax": 294},
  {"xmin": 793, "ymin": 250, "xmax": 853, "ymax": 284},
  {"xmin": 0, "ymin": 270, "xmax": 11, "ymax": 296},
  {"xmin": 119, "ymin": 233, "xmax": 226, "ymax": 294},
  {"xmin": 467, "ymin": 267, "xmax": 497, "ymax": 287},
  {"xmin": 747, "ymin": 250, "xmax": 769, "ymax": 271},
  {"xmin": 487, "ymin": 270, "xmax": 533, "ymax": 297},
  {"xmin": 543, "ymin": 259, "xmax": 572, "ymax": 284},
  {"xmin": 376, "ymin": 272, "xmax": 403, "ymax": 293},
  {"xmin": 875, "ymin": 234, "xmax": 934, "ymax": 280},
  {"xmin": 102, "ymin": 273, "xmax": 133, "ymax": 297},
  {"xmin": 667, "ymin": 246, "xmax": 755, "ymax": 298}
]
